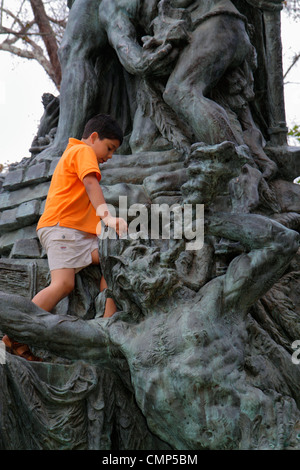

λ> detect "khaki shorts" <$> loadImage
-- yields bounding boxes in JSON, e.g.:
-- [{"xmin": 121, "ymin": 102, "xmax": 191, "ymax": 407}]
[{"xmin": 38, "ymin": 225, "xmax": 99, "ymax": 273}]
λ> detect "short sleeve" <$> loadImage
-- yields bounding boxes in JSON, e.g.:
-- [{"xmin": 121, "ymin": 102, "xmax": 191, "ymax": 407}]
[{"xmin": 73, "ymin": 145, "xmax": 101, "ymax": 182}]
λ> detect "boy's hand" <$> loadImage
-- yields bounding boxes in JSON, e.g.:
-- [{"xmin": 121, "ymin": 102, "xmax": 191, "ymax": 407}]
[
  {"xmin": 104, "ymin": 215, "xmax": 128, "ymax": 237},
  {"xmin": 83, "ymin": 174, "xmax": 128, "ymax": 237}
]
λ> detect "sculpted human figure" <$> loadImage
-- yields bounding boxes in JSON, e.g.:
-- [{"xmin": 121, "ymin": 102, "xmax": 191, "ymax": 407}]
[
  {"xmin": 1, "ymin": 0, "xmax": 294, "ymax": 451},
  {"xmin": 35, "ymin": 0, "xmax": 177, "ymax": 160},
  {"xmin": 0, "ymin": 214, "xmax": 299, "ymax": 449},
  {"xmin": 157, "ymin": 0, "xmax": 279, "ymax": 177},
  {"xmin": 35, "ymin": 0, "xmax": 279, "ymax": 177}
]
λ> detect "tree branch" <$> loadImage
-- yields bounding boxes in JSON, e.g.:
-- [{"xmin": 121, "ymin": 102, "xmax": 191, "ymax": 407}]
[
  {"xmin": 29, "ymin": 0, "xmax": 61, "ymax": 86},
  {"xmin": 283, "ymin": 52, "xmax": 300, "ymax": 81},
  {"xmin": 0, "ymin": 1, "xmax": 65, "ymax": 89},
  {"xmin": 1, "ymin": 7, "xmax": 28, "ymax": 29},
  {"xmin": 0, "ymin": 40, "xmax": 57, "ymax": 86},
  {"xmin": 46, "ymin": 14, "xmax": 67, "ymax": 28}
]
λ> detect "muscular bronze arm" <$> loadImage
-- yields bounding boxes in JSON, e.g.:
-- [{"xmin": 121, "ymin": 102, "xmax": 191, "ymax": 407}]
[
  {"xmin": 0, "ymin": 292, "xmax": 116, "ymax": 365},
  {"xmin": 99, "ymin": 0, "xmax": 177, "ymax": 76},
  {"xmin": 207, "ymin": 213, "xmax": 299, "ymax": 314}
]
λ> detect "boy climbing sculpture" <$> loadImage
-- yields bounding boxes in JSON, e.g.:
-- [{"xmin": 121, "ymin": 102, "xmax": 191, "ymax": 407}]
[
  {"xmin": 2, "ymin": 114, "xmax": 128, "ymax": 360},
  {"xmin": 1, "ymin": 0, "xmax": 297, "ymax": 451},
  {"xmin": 0, "ymin": 212, "xmax": 299, "ymax": 448}
]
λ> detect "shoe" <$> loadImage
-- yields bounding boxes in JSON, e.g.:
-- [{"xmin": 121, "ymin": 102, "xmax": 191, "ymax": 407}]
[{"xmin": 2, "ymin": 335, "xmax": 43, "ymax": 362}]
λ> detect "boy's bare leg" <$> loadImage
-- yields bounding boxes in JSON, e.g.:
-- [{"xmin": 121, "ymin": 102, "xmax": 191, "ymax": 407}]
[
  {"xmin": 2, "ymin": 268, "xmax": 75, "ymax": 360},
  {"xmin": 31, "ymin": 249, "xmax": 116, "ymax": 316},
  {"xmin": 92, "ymin": 248, "xmax": 117, "ymax": 318},
  {"xmin": 100, "ymin": 276, "xmax": 117, "ymax": 318},
  {"xmin": 32, "ymin": 268, "xmax": 75, "ymax": 312}
]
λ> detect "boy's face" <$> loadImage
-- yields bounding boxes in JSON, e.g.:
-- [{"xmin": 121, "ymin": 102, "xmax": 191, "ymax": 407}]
[{"xmin": 88, "ymin": 133, "xmax": 120, "ymax": 163}]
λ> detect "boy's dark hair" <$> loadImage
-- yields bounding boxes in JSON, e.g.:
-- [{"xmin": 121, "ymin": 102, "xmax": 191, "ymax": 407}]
[{"xmin": 82, "ymin": 114, "xmax": 123, "ymax": 144}]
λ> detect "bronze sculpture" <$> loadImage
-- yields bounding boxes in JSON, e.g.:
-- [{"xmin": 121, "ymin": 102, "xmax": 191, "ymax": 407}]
[{"xmin": 1, "ymin": 0, "xmax": 300, "ymax": 450}]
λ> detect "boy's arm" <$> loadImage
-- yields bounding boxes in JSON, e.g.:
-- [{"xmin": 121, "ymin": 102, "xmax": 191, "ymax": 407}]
[{"xmin": 83, "ymin": 173, "xmax": 128, "ymax": 236}]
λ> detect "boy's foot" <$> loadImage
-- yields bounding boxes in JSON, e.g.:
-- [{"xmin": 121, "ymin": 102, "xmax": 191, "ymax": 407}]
[{"xmin": 2, "ymin": 335, "xmax": 43, "ymax": 362}]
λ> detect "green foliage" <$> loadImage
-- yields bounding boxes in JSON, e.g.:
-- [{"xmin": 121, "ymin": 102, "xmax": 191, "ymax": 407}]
[{"xmin": 288, "ymin": 124, "xmax": 300, "ymax": 143}]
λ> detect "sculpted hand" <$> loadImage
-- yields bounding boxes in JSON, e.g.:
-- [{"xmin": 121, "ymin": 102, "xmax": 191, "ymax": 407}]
[{"xmin": 139, "ymin": 43, "xmax": 179, "ymax": 76}]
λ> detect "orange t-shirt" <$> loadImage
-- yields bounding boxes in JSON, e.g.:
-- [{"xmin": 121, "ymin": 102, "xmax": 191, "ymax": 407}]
[{"xmin": 37, "ymin": 138, "xmax": 101, "ymax": 234}]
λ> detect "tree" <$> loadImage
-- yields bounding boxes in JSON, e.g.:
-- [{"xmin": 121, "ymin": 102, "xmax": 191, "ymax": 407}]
[
  {"xmin": 1, "ymin": 1, "xmax": 299, "ymax": 89},
  {"xmin": 283, "ymin": 0, "xmax": 300, "ymax": 81},
  {"xmin": 283, "ymin": 0, "xmax": 300, "ymax": 18},
  {"xmin": 288, "ymin": 124, "xmax": 300, "ymax": 144},
  {"xmin": 0, "ymin": 0, "xmax": 68, "ymax": 89}
]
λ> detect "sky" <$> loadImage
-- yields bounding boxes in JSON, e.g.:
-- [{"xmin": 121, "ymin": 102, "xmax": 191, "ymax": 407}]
[{"xmin": 0, "ymin": 8, "xmax": 299, "ymax": 167}]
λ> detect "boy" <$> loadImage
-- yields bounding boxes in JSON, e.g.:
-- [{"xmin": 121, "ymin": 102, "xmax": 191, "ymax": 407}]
[{"xmin": 2, "ymin": 113, "xmax": 127, "ymax": 361}]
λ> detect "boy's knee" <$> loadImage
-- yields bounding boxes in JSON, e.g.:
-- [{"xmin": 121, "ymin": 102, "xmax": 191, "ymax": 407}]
[
  {"xmin": 53, "ymin": 276, "xmax": 75, "ymax": 297},
  {"xmin": 63, "ymin": 278, "xmax": 75, "ymax": 295}
]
